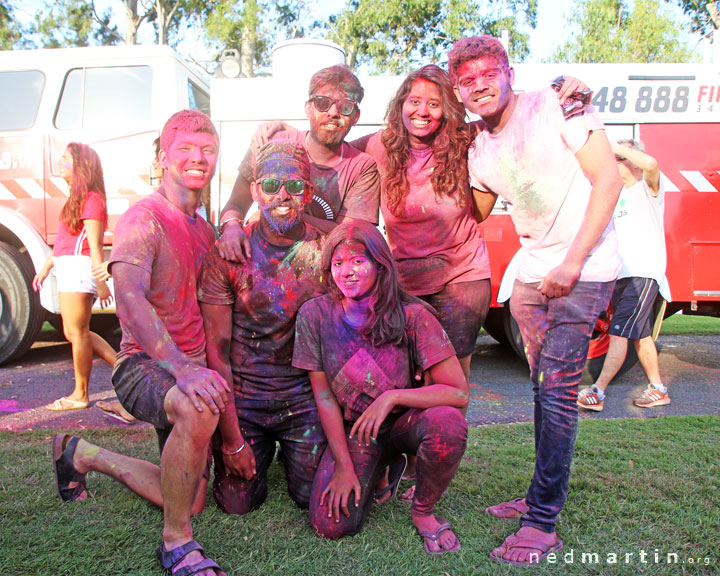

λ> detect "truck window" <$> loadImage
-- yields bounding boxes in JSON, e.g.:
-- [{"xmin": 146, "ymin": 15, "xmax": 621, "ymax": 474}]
[
  {"xmin": 188, "ymin": 80, "xmax": 210, "ymax": 115},
  {"xmin": 54, "ymin": 66, "xmax": 152, "ymax": 131},
  {"xmin": 0, "ymin": 70, "xmax": 45, "ymax": 131}
]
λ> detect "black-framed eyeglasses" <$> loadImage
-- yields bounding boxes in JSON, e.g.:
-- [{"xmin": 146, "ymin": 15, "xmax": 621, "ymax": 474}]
[
  {"xmin": 308, "ymin": 95, "xmax": 357, "ymax": 116},
  {"xmin": 259, "ymin": 178, "xmax": 306, "ymax": 196}
]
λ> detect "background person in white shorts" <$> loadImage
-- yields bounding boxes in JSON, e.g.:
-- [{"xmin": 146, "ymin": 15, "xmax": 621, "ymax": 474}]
[
  {"xmin": 33, "ymin": 142, "xmax": 115, "ymax": 412},
  {"xmin": 578, "ymin": 139, "xmax": 670, "ymax": 411}
]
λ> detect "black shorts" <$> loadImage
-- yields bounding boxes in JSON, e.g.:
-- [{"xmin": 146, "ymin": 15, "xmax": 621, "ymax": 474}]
[
  {"xmin": 112, "ymin": 352, "xmax": 175, "ymax": 452},
  {"xmin": 419, "ymin": 279, "xmax": 491, "ymax": 357},
  {"xmin": 609, "ymin": 277, "xmax": 659, "ymax": 340}
]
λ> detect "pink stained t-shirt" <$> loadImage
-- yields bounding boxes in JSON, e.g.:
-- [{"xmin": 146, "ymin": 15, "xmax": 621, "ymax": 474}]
[
  {"xmin": 109, "ymin": 190, "xmax": 216, "ymax": 364},
  {"xmin": 53, "ymin": 190, "xmax": 107, "ymax": 257},
  {"xmin": 239, "ymin": 130, "xmax": 380, "ymax": 224},
  {"xmin": 293, "ymin": 294, "xmax": 455, "ymax": 422},
  {"xmin": 354, "ymin": 131, "xmax": 490, "ymax": 295},
  {"xmin": 468, "ymin": 88, "xmax": 620, "ymax": 283}
]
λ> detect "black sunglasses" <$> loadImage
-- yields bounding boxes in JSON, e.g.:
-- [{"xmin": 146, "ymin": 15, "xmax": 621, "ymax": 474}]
[
  {"xmin": 259, "ymin": 178, "xmax": 306, "ymax": 196},
  {"xmin": 308, "ymin": 95, "xmax": 357, "ymax": 116}
]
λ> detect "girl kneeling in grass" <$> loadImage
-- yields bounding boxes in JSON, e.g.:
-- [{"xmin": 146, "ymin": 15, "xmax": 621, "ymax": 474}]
[{"xmin": 293, "ymin": 220, "xmax": 468, "ymax": 554}]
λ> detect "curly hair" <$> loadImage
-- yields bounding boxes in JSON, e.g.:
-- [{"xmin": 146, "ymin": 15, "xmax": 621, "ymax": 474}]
[
  {"xmin": 59, "ymin": 142, "xmax": 107, "ymax": 234},
  {"xmin": 447, "ymin": 35, "xmax": 509, "ymax": 83},
  {"xmin": 308, "ymin": 65, "xmax": 364, "ymax": 103},
  {"xmin": 322, "ymin": 220, "xmax": 433, "ymax": 347},
  {"xmin": 381, "ymin": 65, "xmax": 472, "ymax": 216}
]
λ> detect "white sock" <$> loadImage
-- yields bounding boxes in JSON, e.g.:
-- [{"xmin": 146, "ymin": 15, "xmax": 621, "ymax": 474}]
[
  {"xmin": 592, "ymin": 385, "xmax": 606, "ymax": 400},
  {"xmin": 650, "ymin": 383, "xmax": 667, "ymax": 393}
]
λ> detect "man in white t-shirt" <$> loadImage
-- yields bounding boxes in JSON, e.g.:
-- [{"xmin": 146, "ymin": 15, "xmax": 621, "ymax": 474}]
[
  {"xmin": 449, "ymin": 35, "xmax": 622, "ymax": 566},
  {"xmin": 578, "ymin": 140, "xmax": 670, "ymax": 412}
]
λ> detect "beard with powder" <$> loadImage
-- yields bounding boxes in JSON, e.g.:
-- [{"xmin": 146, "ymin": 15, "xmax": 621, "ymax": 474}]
[{"xmin": 260, "ymin": 197, "xmax": 304, "ymax": 234}]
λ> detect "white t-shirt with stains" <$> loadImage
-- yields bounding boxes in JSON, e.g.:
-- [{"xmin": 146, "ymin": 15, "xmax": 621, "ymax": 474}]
[{"xmin": 469, "ymin": 87, "xmax": 620, "ymax": 283}]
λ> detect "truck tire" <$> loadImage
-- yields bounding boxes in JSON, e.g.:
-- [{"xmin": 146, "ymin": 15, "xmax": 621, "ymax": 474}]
[
  {"xmin": 485, "ymin": 306, "xmax": 525, "ymax": 360},
  {"xmin": 0, "ymin": 242, "xmax": 45, "ymax": 364}
]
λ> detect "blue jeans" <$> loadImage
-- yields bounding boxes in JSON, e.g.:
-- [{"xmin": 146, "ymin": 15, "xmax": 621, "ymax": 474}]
[{"xmin": 510, "ymin": 279, "xmax": 614, "ymax": 533}]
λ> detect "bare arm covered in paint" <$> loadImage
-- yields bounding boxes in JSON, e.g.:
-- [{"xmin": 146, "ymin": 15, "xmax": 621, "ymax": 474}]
[
  {"xmin": 539, "ymin": 130, "xmax": 622, "ymax": 299},
  {"xmin": 350, "ymin": 356, "xmax": 469, "ymax": 446},
  {"xmin": 201, "ymin": 301, "xmax": 256, "ymax": 479},
  {"xmin": 112, "ymin": 261, "xmax": 230, "ymax": 413},
  {"xmin": 309, "ymin": 370, "xmax": 361, "ymax": 522},
  {"xmin": 217, "ymin": 171, "xmax": 254, "ymax": 264}
]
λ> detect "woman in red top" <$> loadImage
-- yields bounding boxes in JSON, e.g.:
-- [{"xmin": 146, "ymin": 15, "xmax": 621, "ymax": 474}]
[{"xmin": 33, "ymin": 143, "xmax": 116, "ymax": 411}]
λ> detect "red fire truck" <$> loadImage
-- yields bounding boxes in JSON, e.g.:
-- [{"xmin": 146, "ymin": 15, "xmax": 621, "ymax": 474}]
[{"xmin": 0, "ymin": 45, "xmax": 209, "ymax": 364}]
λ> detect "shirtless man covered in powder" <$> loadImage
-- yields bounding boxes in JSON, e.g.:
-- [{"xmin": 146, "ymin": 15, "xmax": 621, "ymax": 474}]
[
  {"xmin": 51, "ymin": 110, "xmax": 229, "ymax": 576},
  {"xmin": 449, "ymin": 36, "xmax": 622, "ymax": 566},
  {"xmin": 199, "ymin": 140, "xmax": 326, "ymax": 515},
  {"xmin": 216, "ymin": 64, "xmax": 380, "ymax": 262}
]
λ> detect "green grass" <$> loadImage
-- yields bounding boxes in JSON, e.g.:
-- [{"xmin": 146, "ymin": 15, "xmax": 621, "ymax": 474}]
[
  {"xmin": 1, "ymin": 417, "xmax": 718, "ymax": 575},
  {"xmin": 661, "ymin": 314, "xmax": 720, "ymax": 335}
]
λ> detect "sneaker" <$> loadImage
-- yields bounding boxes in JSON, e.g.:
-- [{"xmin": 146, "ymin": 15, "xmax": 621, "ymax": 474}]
[
  {"xmin": 633, "ymin": 385, "xmax": 670, "ymax": 408},
  {"xmin": 578, "ymin": 386, "xmax": 604, "ymax": 412}
]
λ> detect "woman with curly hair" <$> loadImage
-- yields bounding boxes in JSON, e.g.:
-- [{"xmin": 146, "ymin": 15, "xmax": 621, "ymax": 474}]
[
  {"xmin": 293, "ymin": 220, "xmax": 468, "ymax": 554},
  {"xmin": 33, "ymin": 142, "xmax": 116, "ymax": 411},
  {"xmin": 353, "ymin": 65, "xmax": 493, "ymax": 383}
]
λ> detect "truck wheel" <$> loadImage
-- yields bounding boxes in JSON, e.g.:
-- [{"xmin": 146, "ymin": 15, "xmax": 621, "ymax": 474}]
[
  {"xmin": 483, "ymin": 307, "xmax": 510, "ymax": 346},
  {"xmin": 0, "ymin": 242, "xmax": 45, "ymax": 364},
  {"xmin": 486, "ymin": 305, "xmax": 526, "ymax": 360}
]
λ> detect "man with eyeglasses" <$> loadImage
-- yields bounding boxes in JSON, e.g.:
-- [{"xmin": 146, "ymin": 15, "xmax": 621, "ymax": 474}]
[
  {"xmin": 217, "ymin": 64, "xmax": 380, "ymax": 263},
  {"xmin": 199, "ymin": 140, "xmax": 327, "ymax": 516}
]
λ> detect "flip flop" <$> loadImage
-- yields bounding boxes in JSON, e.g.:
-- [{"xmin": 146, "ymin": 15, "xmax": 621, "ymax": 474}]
[
  {"xmin": 489, "ymin": 531, "xmax": 564, "ymax": 565},
  {"xmin": 47, "ymin": 397, "xmax": 90, "ymax": 411},
  {"xmin": 52, "ymin": 434, "xmax": 88, "ymax": 502},
  {"xmin": 373, "ymin": 454, "xmax": 407, "ymax": 504},
  {"xmin": 415, "ymin": 516, "xmax": 461, "ymax": 555},
  {"xmin": 485, "ymin": 497, "xmax": 529, "ymax": 519},
  {"xmin": 95, "ymin": 400, "xmax": 135, "ymax": 424}
]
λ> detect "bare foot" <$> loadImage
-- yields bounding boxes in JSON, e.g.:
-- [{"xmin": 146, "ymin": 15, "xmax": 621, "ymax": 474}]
[
  {"xmin": 412, "ymin": 513, "xmax": 460, "ymax": 554},
  {"xmin": 490, "ymin": 526, "xmax": 562, "ymax": 565}
]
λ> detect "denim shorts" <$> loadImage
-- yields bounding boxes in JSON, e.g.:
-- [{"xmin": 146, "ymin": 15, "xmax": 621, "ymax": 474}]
[{"xmin": 112, "ymin": 352, "xmax": 174, "ymax": 450}]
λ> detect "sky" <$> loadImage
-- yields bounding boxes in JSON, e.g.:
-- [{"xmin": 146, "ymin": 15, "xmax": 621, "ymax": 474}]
[{"xmin": 14, "ymin": 0, "xmax": 697, "ymax": 64}]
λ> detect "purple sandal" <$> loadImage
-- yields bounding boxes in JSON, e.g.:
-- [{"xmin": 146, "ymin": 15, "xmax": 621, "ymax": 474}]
[{"xmin": 158, "ymin": 540, "xmax": 227, "ymax": 576}]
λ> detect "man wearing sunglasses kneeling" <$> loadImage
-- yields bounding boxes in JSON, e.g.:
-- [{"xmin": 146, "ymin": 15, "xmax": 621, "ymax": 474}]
[
  {"xmin": 199, "ymin": 140, "xmax": 327, "ymax": 515},
  {"xmin": 217, "ymin": 65, "xmax": 380, "ymax": 264}
]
